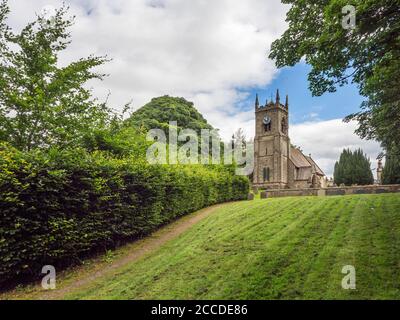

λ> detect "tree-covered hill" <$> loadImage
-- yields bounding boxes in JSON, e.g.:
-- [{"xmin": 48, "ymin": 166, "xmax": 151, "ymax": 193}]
[{"xmin": 127, "ymin": 96, "xmax": 215, "ymax": 135}]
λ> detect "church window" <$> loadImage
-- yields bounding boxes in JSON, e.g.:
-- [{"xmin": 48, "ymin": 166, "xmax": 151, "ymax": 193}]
[
  {"xmin": 264, "ymin": 123, "xmax": 271, "ymax": 132},
  {"xmin": 263, "ymin": 167, "xmax": 270, "ymax": 181}
]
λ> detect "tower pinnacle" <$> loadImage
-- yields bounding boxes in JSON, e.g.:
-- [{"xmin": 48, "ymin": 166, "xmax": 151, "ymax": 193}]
[
  {"xmin": 285, "ymin": 94, "xmax": 289, "ymax": 108},
  {"xmin": 255, "ymin": 93, "xmax": 259, "ymax": 109},
  {"xmin": 276, "ymin": 89, "xmax": 280, "ymax": 105}
]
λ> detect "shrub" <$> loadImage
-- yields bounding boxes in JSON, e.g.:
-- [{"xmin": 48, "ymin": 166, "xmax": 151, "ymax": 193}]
[{"xmin": 0, "ymin": 144, "xmax": 248, "ymax": 285}]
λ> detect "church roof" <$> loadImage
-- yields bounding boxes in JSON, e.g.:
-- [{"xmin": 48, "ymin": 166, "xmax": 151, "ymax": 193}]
[
  {"xmin": 290, "ymin": 147, "xmax": 325, "ymax": 176},
  {"xmin": 290, "ymin": 147, "xmax": 311, "ymax": 168},
  {"xmin": 305, "ymin": 155, "xmax": 325, "ymax": 176}
]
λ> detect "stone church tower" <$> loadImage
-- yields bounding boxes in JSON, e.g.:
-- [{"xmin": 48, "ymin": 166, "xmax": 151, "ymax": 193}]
[
  {"xmin": 253, "ymin": 90, "xmax": 290, "ymax": 189},
  {"xmin": 253, "ymin": 90, "xmax": 326, "ymax": 189}
]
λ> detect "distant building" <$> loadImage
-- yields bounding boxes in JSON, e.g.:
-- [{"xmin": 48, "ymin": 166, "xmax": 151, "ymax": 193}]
[
  {"xmin": 376, "ymin": 159, "xmax": 383, "ymax": 184},
  {"xmin": 253, "ymin": 90, "xmax": 326, "ymax": 189}
]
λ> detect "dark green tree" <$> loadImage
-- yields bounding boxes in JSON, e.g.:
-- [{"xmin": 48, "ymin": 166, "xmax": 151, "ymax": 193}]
[
  {"xmin": 334, "ymin": 148, "xmax": 374, "ymax": 185},
  {"xmin": 126, "ymin": 95, "xmax": 223, "ymax": 161},
  {"xmin": 126, "ymin": 95, "xmax": 215, "ymax": 136},
  {"xmin": 382, "ymin": 147, "xmax": 400, "ymax": 184},
  {"xmin": 0, "ymin": 1, "xmax": 112, "ymax": 151}
]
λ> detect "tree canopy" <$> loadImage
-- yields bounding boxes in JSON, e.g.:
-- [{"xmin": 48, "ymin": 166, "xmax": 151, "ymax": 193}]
[
  {"xmin": 269, "ymin": 0, "xmax": 400, "ymax": 155},
  {"xmin": 126, "ymin": 95, "xmax": 215, "ymax": 135}
]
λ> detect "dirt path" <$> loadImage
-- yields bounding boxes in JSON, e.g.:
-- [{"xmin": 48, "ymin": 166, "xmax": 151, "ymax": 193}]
[{"xmin": 34, "ymin": 202, "xmax": 228, "ymax": 300}]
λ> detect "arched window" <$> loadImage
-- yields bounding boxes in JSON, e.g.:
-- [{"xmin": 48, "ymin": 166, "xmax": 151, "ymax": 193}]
[
  {"xmin": 263, "ymin": 167, "xmax": 270, "ymax": 181},
  {"xmin": 264, "ymin": 122, "xmax": 271, "ymax": 132}
]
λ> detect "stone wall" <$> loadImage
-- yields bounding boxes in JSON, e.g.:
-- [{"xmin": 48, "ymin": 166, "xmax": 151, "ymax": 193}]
[{"xmin": 260, "ymin": 184, "xmax": 400, "ymax": 199}]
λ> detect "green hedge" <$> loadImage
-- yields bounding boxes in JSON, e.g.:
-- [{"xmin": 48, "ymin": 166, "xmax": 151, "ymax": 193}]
[{"xmin": 0, "ymin": 144, "xmax": 249, "ymax": 285}]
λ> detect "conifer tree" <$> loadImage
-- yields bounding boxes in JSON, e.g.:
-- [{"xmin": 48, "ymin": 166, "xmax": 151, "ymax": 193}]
[
  {"xmin": 333, "ymin": 148, "xmax": 374, "ymax": 186},
  {"xmin": 382, "ymin": 148, "xmax": 400, "ymax": 184}
]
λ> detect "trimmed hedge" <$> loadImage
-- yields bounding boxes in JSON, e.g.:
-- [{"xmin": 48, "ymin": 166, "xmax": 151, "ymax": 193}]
[{"xmin": 0, "ymin": 144, "xmax": 249, "ymax": 285}]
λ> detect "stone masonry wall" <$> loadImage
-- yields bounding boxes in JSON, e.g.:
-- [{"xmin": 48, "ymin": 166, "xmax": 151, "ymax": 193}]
[{"xmin": 260, "ymin": 184, "xmax": 400, "ymax": 199}]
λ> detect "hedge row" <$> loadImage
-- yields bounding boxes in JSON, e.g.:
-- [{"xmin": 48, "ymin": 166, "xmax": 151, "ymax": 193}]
[{"xmin": 0, "ymin": 144, "xmax": 249, "ymax": 284}]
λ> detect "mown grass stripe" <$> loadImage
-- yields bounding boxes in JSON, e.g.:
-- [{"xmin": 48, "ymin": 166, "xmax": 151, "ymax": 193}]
[{"xmin": 64, "ymin": 194, "xmax": 400, "ymax": 300}]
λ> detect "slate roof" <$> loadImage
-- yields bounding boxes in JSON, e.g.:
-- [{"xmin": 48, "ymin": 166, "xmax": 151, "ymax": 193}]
[
  {"xmin": 290, "ymin": 146, "xmax": 325, "ymax": 176},
  {"xmin": 290, "ymin": 147, "xmax": 311, "ymax": 168},
  {"xmin": 305, "ymin": 155, "xmax": 325, "ymax": 176}
]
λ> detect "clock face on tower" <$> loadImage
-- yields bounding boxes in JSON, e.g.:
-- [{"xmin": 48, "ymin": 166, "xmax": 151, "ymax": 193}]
[{"xmin": 263, "ymin": 115, "xmax": 271, "ymax": 125}]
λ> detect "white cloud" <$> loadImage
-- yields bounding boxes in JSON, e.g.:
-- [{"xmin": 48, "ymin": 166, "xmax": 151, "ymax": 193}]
[
  {"xmin": 290, "ymin": 119, "xmax": 382, "ymax": 177},
  {"xmin": 7, "ymin": 0, "xmax": 288, "ymax": 125},
  {"xmin": 5, "ymin": 1, "xmax": 382, "ymax": 177}
]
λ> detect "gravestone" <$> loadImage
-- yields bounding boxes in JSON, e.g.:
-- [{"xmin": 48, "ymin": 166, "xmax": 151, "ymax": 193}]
[
  {"xmin": 354, "ymin": 189, "xmax": 369, "ymax": 194},
  {"xmin": 376, "ymin": 189, "xmax": 389, "ymax": 194},
  {"xmin": 260, "ymin": 191, "xmax": 268, "ymax": 199}
]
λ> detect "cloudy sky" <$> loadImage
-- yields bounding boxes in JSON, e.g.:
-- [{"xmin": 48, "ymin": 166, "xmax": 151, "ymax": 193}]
[{"xmin": 6, "ymin": 0, "xmax": 382, "ymax": 176}]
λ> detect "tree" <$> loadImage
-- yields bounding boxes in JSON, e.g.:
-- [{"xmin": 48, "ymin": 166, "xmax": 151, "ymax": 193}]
[
  {"xmin": 0, "ymin": 1, "xmax": 112, "ymax": 151},
  {"xmin": 126, "ymin": 95, "xmax": 215, "ymax": 136},
  {"xmin": 233, "ymin": 128, "xmax": 246, "ymax": 149},
  {"xmin": 382, "ymin": 147, "xmax": 400, "ymax": 184},
  {"xmin": 269, "ymin": 0, "xmax": 400, "ymax": 170},
  {"xmin": 334, "ymin": 148, "xmax": 374, "ymax": 186}
]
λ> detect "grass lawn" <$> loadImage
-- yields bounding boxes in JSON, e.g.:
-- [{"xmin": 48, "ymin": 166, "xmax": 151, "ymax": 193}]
[{"xmin": 63, "ymin": 193, "xmax": 400, "ymax": 300}]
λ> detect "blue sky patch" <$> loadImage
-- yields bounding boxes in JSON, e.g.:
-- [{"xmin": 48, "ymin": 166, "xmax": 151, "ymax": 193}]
[{"xmin": 244, "ymin": 63, "xmax": 364, "ymax": 124}]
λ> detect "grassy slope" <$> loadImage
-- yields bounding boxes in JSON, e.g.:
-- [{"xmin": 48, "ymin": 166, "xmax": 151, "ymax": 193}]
[{"xmin": 66, "ymin": 194, "xmax": 400, "ymax": 300}]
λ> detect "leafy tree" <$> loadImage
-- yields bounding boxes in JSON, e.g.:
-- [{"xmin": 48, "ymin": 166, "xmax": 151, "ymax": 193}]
[
  {"xmin": 83, "ymin": 126, "xmax": 151, "ymax": 158},
  {"xmin": 334, "ymin": 148, "xmax": 374, "ymax": 185},
  {"xmin": 126, "ymin": 95, "xmax": 215, "ymax": 136},
  {"xmin": 0, "ymin": 1, "xmax": 112, "ymax": 151},
  {"xmin": 269, "ymin": 0, "xmax": 400, "ymax": 174},
  {"xmin": 233, "ymin": 128, "xmax": 246, "ymax": 149}
]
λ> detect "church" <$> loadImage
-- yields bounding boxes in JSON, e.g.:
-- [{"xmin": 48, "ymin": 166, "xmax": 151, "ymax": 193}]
[{"xmin": 253, "ymin": 90, "xmax": 326, "ymax": 189}]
